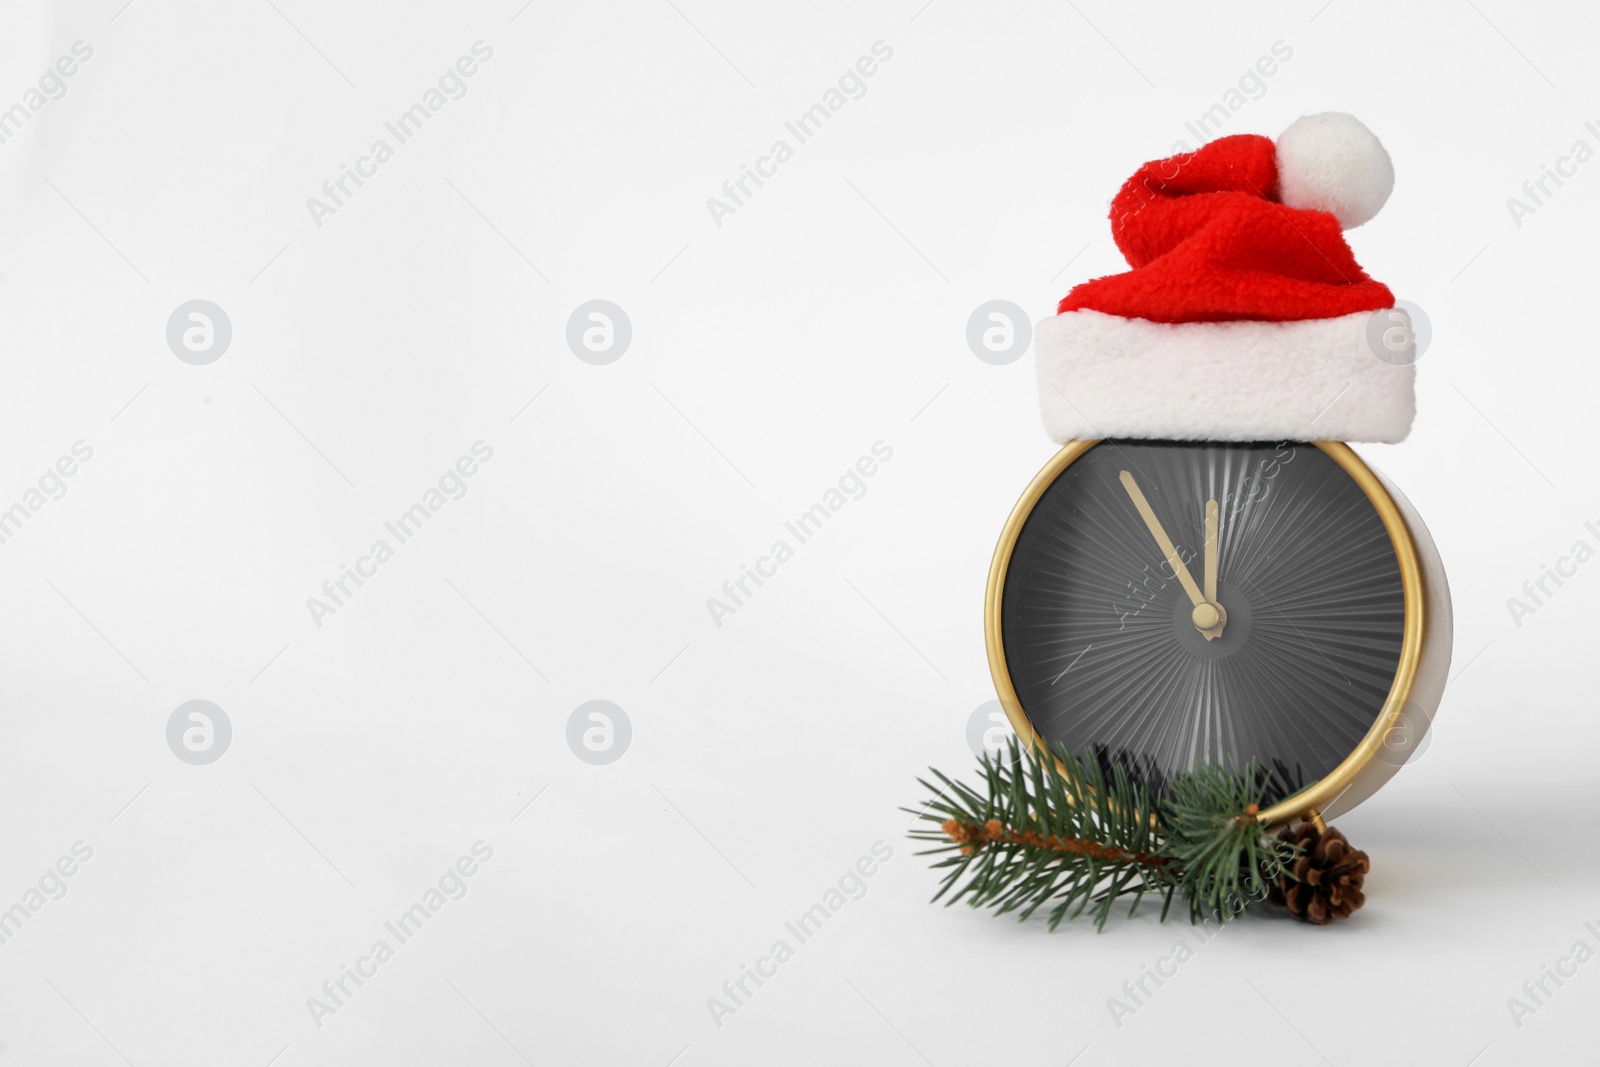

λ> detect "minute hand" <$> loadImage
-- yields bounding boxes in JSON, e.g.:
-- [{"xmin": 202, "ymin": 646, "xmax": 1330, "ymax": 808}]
[{"xmin": 1118, "ymin": 471, "xmax": 1206, "ymax": 608}]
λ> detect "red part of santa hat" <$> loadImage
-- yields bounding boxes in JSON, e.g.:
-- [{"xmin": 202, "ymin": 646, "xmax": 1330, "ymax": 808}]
[{"xmin": 1037, "ymin": 113, "xmax": 1416, "ymax": 444}]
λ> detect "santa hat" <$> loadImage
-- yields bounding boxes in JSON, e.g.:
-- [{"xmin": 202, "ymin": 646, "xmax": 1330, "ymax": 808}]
[{"xmin": 1037, "ymin": 113, "xmax": 1415, "ymax": 443}]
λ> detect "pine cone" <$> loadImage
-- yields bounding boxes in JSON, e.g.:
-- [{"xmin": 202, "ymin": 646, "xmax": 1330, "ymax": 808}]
[{"xmin": 1267, "ymin": 823, "xmax": 1369, "ymax": 924}]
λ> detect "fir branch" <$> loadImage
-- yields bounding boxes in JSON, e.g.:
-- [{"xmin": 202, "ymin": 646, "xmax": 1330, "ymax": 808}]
[
  {"xmin": 1162, "ymin": 761, "xmax": 1298, "ymax": 922},
  {"xmin": 907, "ymin": 738, "xmax": 1300, "ymax": 931},
  {"xmin": 940, "ymin": 818, "xmax": 1166, "ymax": 869},
  {"xmin": 907, "ymin": 739, "xmax": 1173, "ymax": 930}
]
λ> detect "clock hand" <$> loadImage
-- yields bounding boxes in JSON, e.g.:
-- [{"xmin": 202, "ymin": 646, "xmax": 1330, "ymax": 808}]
[
  {"xmin": 1119, "ymin": 468, "xmax": 1206, "ymax": 600},
  {"xmin": 1201, "ymin": 497, "xmax": 1226, "ymax": 639},
  {"xmin": 1204, "ymin": 499, "xmax": 1219, "ymax": 602}
]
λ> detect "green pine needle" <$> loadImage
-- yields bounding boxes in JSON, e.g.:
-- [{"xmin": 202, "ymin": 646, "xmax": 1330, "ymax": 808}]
[
  {"xmin": 907, "ymin": 738, "xmax": 1300, "ymax": 931},
  {"xmin": 1163, "ymin": 761, "xmax": 1298, "ymax": 922}
]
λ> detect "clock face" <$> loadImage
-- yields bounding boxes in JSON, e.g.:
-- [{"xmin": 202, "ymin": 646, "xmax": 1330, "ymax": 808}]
[{"xmin": 998, "ymin": 440, "xmax": 1406, "ymax": 803}]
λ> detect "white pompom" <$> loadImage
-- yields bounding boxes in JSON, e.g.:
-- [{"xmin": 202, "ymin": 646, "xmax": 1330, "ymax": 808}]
[{"xmin": 1276, "ymin": 113, "xmax": 1394, "ymax": 228}]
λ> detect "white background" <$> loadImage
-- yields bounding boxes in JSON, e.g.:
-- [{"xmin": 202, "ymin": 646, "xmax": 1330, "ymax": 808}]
[{"xmin": 0, "ymin": 1, "xmax": 1596, "ymax": 1064}]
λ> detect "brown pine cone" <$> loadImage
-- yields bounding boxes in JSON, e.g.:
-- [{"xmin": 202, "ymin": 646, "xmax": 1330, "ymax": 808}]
[{"xmin": 1266, "ymin": 823, "xmax": 1369, "ymax": 925}]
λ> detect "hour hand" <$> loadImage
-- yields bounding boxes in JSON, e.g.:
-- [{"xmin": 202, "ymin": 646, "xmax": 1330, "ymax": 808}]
[
  {"xmin": 1200, "ymin": 497, "xmax": 1226, "ymax": 638},
  {"xmin": 1204, "ymin": 499, "xmax": 1219, "ymax": 602}
]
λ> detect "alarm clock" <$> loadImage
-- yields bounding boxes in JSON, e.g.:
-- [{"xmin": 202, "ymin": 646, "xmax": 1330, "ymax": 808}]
[
  {"xmin": 992, "ymin": 113, "xmax": 1453, "ymax": 828},
  {"xmin": 985, "ymin": 438, "xmax": 1452, "ymax": 827}
]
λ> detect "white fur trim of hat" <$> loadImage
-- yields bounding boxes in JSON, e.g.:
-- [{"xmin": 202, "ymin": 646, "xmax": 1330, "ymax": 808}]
[{"xmin": 1035, "ymin": 308, "xmax": 1416, "ymax": 444}]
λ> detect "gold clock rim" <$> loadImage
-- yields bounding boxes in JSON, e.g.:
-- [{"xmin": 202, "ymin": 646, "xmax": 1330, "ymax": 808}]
[{"xmin": 982, "ymin": 439, "xmax": 1425, "ymax": 828}]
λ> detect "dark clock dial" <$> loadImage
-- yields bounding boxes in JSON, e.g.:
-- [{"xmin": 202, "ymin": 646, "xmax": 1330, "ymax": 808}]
[{"xmin": 999, "ymin": 440, "xmax": 1406, "ymax": 801}]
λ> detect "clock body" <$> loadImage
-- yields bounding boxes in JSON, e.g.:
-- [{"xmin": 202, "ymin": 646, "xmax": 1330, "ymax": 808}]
[{"xmin": 985, "ymin": 439, "xmax": 1452, "ymax": 825}]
